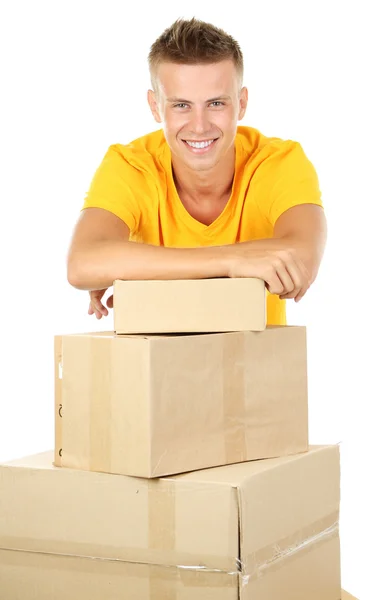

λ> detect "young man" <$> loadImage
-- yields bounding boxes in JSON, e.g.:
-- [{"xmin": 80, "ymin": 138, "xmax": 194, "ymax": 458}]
[{"xmin": 67, "ymin": 17, "xmax": 327, "ymax": 326}]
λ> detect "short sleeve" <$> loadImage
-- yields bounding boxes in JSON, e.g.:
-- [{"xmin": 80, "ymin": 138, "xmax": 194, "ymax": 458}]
[
  {"xmin": 81, "ymin": 145, "xmax": 144, "ymax": 234},
  {"xmin": 266, "ymin": 141, "xmax": 323, "ymax": 226}
]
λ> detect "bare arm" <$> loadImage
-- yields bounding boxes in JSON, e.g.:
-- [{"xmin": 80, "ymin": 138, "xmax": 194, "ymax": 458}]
[
  {"xmin": 67, "ymin": 208, "xmax": 232, "ymax": 291},
  {"xmin": 214, "ymin": 204, "xmax": 326, "ymax": 302},
  {"xmin": 67, "ymin": 205, "xmax": 326, "ymax": 303},
  {"xmin": 273, "ymin": 204, "xmax": 327, "ymax": 284},
  {"xmin": 254, "ymin": 203, "xmax": 327, "ymax": 301}
]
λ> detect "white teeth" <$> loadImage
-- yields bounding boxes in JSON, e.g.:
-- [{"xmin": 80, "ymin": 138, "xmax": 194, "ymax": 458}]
[{"xmin": 186, "ymin": 140, "xmax": 214, "ymax": 149}]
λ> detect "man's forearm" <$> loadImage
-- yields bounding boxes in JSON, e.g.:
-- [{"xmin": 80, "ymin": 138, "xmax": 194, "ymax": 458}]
[
  {"xmin": 67, "ymin": 239, "xmax": 234, "ymax": 291},
  {"xmin": 67, "ymin": 235, "xmax": 316, "ymax": 292}
]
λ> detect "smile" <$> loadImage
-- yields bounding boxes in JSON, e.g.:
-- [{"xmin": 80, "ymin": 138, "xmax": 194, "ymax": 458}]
[{"xmin": 182, "ymin": 139, "xmax": 218, "ymax": 153}]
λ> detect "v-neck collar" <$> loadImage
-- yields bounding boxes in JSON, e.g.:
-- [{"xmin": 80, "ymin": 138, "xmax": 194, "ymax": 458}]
[{"xmin": 163, "ymin": 136, "xmax": 244, "ymax": 236}]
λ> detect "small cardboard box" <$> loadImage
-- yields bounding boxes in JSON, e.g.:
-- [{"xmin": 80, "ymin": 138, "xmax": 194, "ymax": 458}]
[
  {"xmin": 54, "ymin": 326, "xmax": 308, "ymax": 477},
  {"xmin": 0, "ymin": 445, "xmax": 341, "ymax": 599},
  {"xmin": 113, "ymin": 278, "xmax": 266, "ymax": 334}
]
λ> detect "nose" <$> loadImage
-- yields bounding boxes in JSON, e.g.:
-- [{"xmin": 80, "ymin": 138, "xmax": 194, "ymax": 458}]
[{"xmin": 189, "ymin": 107, "xmax": 211, "ymax": 136}]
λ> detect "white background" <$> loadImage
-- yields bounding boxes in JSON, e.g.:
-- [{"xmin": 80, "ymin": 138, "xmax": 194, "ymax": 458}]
[{"xmin": 1, "ymin": 2, "xmax": 387, "ymax": 598}]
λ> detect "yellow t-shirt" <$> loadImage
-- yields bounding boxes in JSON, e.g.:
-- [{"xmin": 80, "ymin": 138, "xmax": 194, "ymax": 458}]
[{"xmin": 82, "ymin": 125, "xmax": 323, "ymax": 325}]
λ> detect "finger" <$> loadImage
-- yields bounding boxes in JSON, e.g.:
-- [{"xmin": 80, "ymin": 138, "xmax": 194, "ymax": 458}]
[
  {"xmin": 90, "ymin": 302, "xmax": 105, "ymax": 319},
  {"xmin": 284, "ymin": 260, "xmax": 304, "ymax": 295},
  {"xmin": 266, "ymin": 270, "xmax": 285, "ymax": 295},
  {"xmin": 280, "ymin": 278, "xmax": 309, "ymax": 302},
  {"xmin": 292, "ymin": 259, "xmax": 311, "ymax": 302},
  {"xmin": 106, "ymin": 294, "xmax": 114, "ymax": 308},
  {"xmin": 283, "ymin": 269, "xmax": 310, "ymax": 301},
  {"xmin": 279, "ymin": 291, "xmax": 295, "ymax": 300},
  {"xmin": 295, "ymin": 280, "xmax": 310, "ymax": 302},
  {"xmin": 274, "ymin": 263, "xmax": 295, "ymax": 295},
  {"xmin": 88, "ymin": 300, "xmax": 96, "ymax": 316},
  {"xmin": 279, "ymin": 257, "xmax": 307, "ymax": 300},
  {"xmin": 93, "ymin": 299, "xmax": 108, "ymax": 316},
  {"xmin": 279, "ymin": 282, "xmax": 302, "ymax": 300},
  {"xmin": 92, "ymin": 305, "xmax": 104, "ymax": 319}
]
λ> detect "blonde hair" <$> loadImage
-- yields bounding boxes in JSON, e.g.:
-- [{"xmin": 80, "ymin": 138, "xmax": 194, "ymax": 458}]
[{"xmin": 148, "ymin": 17, "xmax": 244, "ymax": 92}]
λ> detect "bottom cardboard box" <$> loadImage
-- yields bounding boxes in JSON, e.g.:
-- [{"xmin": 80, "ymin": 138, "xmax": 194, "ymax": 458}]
[
  {"xmin": 0, "ymin": 446, "xmax": 341, "ymax": 600},
  {"xmin": 0, "ymin": 549, "xmax": 354, "ymax": 600}
]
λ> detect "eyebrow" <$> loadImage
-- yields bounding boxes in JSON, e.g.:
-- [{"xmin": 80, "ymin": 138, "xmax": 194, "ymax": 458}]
[{"xmin": 166, "ymin": 95, "xmax": 231, "ymax": 103}]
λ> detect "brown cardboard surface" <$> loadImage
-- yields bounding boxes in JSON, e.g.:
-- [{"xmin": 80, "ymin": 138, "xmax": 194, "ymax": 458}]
[
  {"xmin": 113, "ymin": 278, "xmax": 266, "ymax": 334},
  {"xmin": 0, "ymin": 445, "xmax": 341, "ymax": 599},
  {"xmin": 0, "ymin": 550, "xmax": 351, "ymax": 599},
  {"xmin": 54, "ymin": 325, "xmax": 308, "ymax": 478},
  {"xmin": 0, "ymin": 550, "xmax": 238, "ymax": 599}
]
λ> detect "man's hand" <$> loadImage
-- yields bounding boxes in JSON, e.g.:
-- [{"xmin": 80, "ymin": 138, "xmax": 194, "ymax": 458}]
[
  {"xmin": 227, "ymin": 242, "xmax": 312, "ymax": 302},
  {"xmin": 88, "ymin": 288, "xmax": 114, "ymax": 319}
]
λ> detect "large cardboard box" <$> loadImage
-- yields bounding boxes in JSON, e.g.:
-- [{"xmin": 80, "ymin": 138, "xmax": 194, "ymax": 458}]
[
  {"xmin": 113, "ymin": 278, "xmax": 266, "ymax": 334},
  {"xmin": 0, "ymin": 446, "xmax": 341, "ymax": 599},
  {"xmin": 54, "ymin": 326, "xmax": 308, "ymax": 477}
]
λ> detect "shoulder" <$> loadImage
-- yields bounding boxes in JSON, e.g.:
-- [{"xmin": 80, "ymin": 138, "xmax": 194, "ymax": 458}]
[
  {"xmin": 237, "ymin": 125, "xmax": 314, "ymax": 175},
  {"xmin": 101, "ymin": 128, "xmax": 167, "ymax": 179},
  {"xmin": 85, "ymin": 129, "xmax": 168, "ymax": 204},
  {"xmin": 237, "ymin": 126, "xmax": 307, "ymax": 164},
  {"xmin": 238, "ymin": 127, "xmax": 322, "ymax": 224}
]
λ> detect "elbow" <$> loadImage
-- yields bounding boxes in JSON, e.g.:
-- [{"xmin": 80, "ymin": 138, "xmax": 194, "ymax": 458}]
[
  {"xmin": 66, "ymin": 250, "xmax": 92, "ymax": 290},
  {"xmin": 66, "ymin": 251, "xmax": 113, "ymax": 291},
  {"xmin": 67, "ymin": 259, "xmax": 86, "ymax": 290}
]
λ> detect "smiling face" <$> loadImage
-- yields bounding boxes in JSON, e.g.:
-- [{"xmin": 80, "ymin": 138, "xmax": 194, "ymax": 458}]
[{"xmin": 147, "ymin": 60, "xmax": 248, "ymax": 173}]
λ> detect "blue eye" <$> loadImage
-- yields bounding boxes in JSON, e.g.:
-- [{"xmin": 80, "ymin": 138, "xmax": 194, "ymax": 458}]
[{"xmin": 173, "ymin": 101, "xmax": 225, "ymax": 109}]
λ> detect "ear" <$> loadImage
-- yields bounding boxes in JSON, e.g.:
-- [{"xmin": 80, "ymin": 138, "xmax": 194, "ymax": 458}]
[
  {"xmin": 238, "ymin": 86, "xmax": 248, "ymax": 120},
  {"xmin": 147, "ymin": 89, "xmax": 162, "ymax": 124}
]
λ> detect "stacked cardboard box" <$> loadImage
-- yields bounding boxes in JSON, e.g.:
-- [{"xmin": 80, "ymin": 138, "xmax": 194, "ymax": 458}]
[{"xmin": 0, "ymin": 279, "xmax": 352, "ymax": 598}]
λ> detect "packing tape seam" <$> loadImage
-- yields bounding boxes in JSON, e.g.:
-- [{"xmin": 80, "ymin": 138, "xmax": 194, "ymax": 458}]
[
  {"xmin": 0, "ymin": 546, "xmax": 239, "ymax": 576},
  {"xmin": 241, "ymin": 520, "xmax": 339, "ymax": 586},
  {"xmin": 0, "ymin": 520, "xmax": 338, "ymax": 580}
]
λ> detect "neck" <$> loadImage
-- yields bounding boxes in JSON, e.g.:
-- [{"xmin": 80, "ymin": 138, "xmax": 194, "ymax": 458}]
[{"xmin": 172, "ymin": 143, "xmax": 236, "ymax": 201}]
